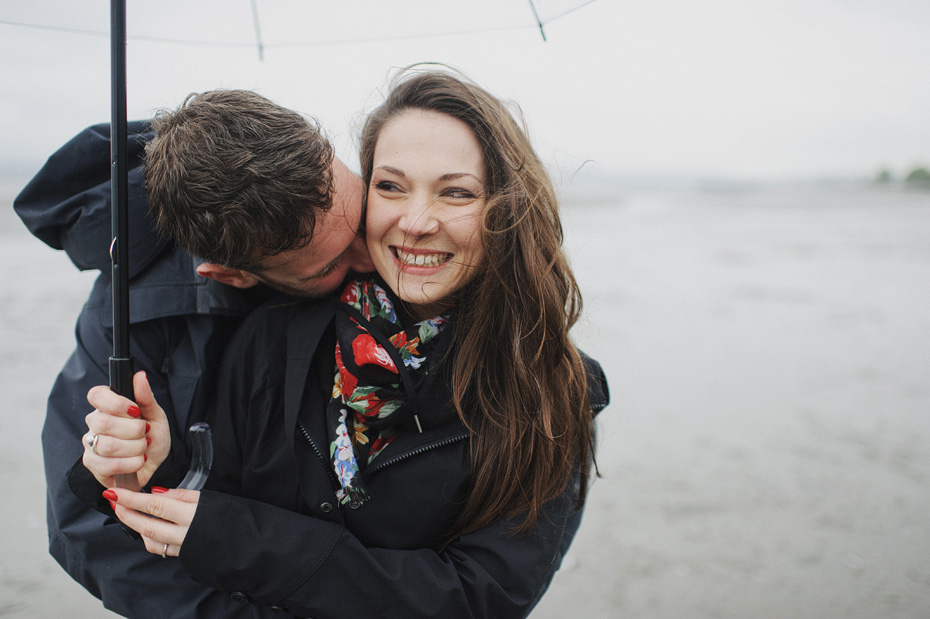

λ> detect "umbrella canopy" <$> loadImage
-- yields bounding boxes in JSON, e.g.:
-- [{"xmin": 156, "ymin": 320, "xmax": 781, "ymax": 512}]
[{"xmin": 3, "ymin": 0, "xmax": 616, "ymax": 178}]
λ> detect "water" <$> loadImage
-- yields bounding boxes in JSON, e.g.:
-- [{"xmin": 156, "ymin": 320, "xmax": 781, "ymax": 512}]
[
  {"xmin": 538, "ymin": 184, "xmax": 930, "ymax": 618},
  {"xmin": 2, "ymin": 182, "xmax": 929, "ymax": 618}
]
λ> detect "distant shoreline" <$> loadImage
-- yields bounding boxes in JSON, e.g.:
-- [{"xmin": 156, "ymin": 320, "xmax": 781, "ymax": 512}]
[{"xmin": 6, "ymin": 170, "xmax": 928, "ymax": 216}]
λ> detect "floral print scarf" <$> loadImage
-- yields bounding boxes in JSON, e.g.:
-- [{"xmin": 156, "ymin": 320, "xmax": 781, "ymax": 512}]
[{"xmin": 328, "ymin": 279, "xmax": 449, "ymax": 508}]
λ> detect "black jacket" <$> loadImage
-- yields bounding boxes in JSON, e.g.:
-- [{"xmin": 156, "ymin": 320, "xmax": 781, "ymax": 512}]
[
  {"xmin": 168, "ymin": 298, "xmax": 610, "ymax": 618},
  {"xmin": 16, "ymin": 123, "xmax": 280, "ymax": 618}
]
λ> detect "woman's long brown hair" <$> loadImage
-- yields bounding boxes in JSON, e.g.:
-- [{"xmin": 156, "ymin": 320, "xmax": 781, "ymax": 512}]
[{"xmin": 359, "ymin": 68, "xmax": 595, "ymax": 543}]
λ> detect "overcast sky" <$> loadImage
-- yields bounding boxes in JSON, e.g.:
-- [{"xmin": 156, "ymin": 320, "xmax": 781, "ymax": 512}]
[{"xmin": 2, "ymin": 0, "xmax": 929, "ymax": 185}]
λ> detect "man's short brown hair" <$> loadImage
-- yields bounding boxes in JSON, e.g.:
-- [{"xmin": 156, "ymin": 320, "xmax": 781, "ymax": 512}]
[{"xmin": 144, "ymin": 89, "xmax": 334, "ymax": 271}]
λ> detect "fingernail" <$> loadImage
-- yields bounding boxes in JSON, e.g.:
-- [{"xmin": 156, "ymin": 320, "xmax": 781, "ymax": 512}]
[
  {"xmin": 143, "ymin": 454, "xmax": 148, "ymax": 462},
  {"xmin": 108, "ymin": 500, "xmax": 117, "ymax": 511},
  {"xmin": 145, "ymin": 422, "xmax": 151, "ymax": 433},
  {"xmin": 102, "ymin": 489, "xmax": 118, "ymax": 502},
  {"xmin": 146, "ymin": 437, "xmax": 152, "ymax": 446},
  {"xmin": 127, "ymin": 405, "xmax": 142, "ymax": 418},
  {"xmin": 151, "ymin": 486, "xmax": 168, "ymax": 494}
]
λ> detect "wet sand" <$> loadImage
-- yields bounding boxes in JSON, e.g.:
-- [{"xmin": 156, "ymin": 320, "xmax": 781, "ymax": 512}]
[{"xmin": 2, "ymin": 182, "xmax": 929, "ymax": 617}]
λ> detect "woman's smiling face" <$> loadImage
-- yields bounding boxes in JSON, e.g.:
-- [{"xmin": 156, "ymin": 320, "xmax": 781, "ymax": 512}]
[{"xmin": 366, "ymin": 109, "xmax": 486, "ymax": 319}]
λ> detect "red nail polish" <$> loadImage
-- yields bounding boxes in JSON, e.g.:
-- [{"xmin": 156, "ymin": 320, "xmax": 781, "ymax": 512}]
[
  {"xmin": 102, "ymin": 489, "xmax": 118, "ymax": 502},
  {"xmin": 108, "ymin": 500, "xmax": 117, "ymax": 511},
  {"xmin": 143, "ymin": 454, "xmax": 148, "ymax": 462},
  {"xmin": 145, "ymin": 422, "xmax": 151, "ymax": 433},
  {"xmin": 151, "ymin": 487, "xmax": 168, "ymax": 494},
  {"xmin": 146, "ymin": 437, "xmax": 152, "ymax": 446},
  {"xmin": 127, "ymin": 405, "xmax": 142, "ymax": 418}
]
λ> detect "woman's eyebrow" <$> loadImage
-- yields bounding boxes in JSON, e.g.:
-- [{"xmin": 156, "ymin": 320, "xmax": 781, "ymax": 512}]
[
  {"xmin": 375, "ymin": 167, "xmax": 482, "ymax": 184},
  {"xmin": 439, "ymin": 172, "xmax": 482, "ymax": 182},
  {"xmin": 374, "ymin": 165, "xmax": 405, "ymax": 177}
]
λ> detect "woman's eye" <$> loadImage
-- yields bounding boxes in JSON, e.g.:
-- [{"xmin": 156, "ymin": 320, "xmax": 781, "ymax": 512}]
[
  {"xmin": 444, "ymin": 188, "xmax": 476, "ymax": 200},
  {"xmin": 375, "ymin": 180, "xmax": 400, "ymax": 192}
]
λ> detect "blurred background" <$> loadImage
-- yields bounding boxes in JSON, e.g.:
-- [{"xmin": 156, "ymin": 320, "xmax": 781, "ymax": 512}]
[{"xmin": 1, "ymin": 1, "xmax": 929, "ymax": 617}]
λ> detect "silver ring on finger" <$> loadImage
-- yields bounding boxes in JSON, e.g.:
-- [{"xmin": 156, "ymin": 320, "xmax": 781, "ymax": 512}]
[
  {"xmin": 84, "ymin": 433, "xmax": 100, "ymax": 454},
  {"xmin": 162, "ymin": 543, "xmax": 169, "ymax": 559}
]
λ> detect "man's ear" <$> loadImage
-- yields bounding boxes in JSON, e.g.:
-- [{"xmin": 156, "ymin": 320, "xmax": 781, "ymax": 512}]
[{"xmin": 195, "ymin": 263, "xmax": 261, "ymax": 288}]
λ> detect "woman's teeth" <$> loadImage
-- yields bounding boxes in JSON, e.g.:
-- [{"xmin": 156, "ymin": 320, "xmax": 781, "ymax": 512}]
[{"xmin": 395, "ymin": 249, "xmax": 450, "ymax": 267}]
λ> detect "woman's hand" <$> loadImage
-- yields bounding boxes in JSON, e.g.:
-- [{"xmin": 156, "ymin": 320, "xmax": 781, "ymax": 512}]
[
  {"xmin": 103, "ymin": 487, "xmax": 199, "ymax": 558},
  {"xmin": 82, "ymin": 371, "xmax": 171, "ymax": 491}
]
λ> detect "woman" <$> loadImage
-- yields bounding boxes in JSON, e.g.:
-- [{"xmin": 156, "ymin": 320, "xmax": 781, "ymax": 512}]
[{"xmin": 78, "ymin": 69, "xmax": 609, "ymax": 617}]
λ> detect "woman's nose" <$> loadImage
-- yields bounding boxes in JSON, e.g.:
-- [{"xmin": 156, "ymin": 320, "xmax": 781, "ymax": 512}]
[{"xmin": 399, "ymin": 197, "xmax": 440, "ymax": 236}]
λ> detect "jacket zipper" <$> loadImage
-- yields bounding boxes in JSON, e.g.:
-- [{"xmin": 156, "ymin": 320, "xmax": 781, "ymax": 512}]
[
  {"xmin": 364, "ymin": 433, "xmax": 469, "ymax": 477},
  {"xmin": 297, "ymin": 420, "xmax": 341, "ymax": 490},
  {"xmin": 300, "ymin": 420, "xmax": 468, "ymax": 482}
]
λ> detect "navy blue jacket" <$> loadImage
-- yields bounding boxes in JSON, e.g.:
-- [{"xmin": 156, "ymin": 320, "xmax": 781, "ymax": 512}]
[{"xmin": 15, "ymin": 123, "xmax": 282, "ymax": 618}]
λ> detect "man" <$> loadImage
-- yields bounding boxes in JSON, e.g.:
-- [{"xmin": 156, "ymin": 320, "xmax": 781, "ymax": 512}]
[
  {"xmin": 15, "ymin": 90, "xmax": 372, "ymax": 618},
  {"xmin": 144, "ymin": 90, "xmax": 370, "ymax": 297}
]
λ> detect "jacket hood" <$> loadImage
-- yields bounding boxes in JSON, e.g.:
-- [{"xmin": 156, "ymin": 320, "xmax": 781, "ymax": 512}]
[{"xmin": 14, "ymin": 121, "xmax": 169, "ymax": 278}]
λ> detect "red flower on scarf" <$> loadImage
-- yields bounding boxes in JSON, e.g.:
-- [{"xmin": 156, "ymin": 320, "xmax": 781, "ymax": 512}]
[
  {"xmin": 340, "ymin": 284, "xmax": 360, "ymax": 305},
  {"xmin": 335, "ymin": 343, "xmax": 358, "ymax": 396},
  {"xmin": 389, "ymin": 331, "xmax": 407, "ymax": 348},
  {"xmin": 355, "ymin": 393, "xmax": 390, "ymax": 418},
  {"xmin": 352, "ymin": 333, "xmax": 398, "ymax": 373}
]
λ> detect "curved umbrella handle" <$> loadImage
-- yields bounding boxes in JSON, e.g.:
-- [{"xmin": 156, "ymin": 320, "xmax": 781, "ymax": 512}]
[{"xmin": 177, "ymin": 423, "xmax": 213, "ymax": 491}]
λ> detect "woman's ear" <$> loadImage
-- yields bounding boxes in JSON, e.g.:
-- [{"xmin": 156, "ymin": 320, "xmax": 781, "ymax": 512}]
[{"xmin": 195, "ymin": 263, "xmax": 261, "ymax": 288}]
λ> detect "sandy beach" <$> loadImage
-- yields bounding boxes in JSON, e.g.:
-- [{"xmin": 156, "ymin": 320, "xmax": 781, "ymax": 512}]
[{"xmin": 2, "ymin": 181, "xmax": 928, "ymax": 618}]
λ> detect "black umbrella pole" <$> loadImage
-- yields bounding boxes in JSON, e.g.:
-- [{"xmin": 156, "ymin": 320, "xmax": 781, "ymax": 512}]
[{"xmin": 109, "ymin": 0, "xmax": 134, "ymax": 399}]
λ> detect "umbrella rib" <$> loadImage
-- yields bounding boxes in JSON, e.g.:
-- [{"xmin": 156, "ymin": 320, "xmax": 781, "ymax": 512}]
[
  {"xmin": 0, "ymin": 19, "xmax": 542, "ymax": 48},
  {"xmin": 250, "ymin": 0, "xmax": 264, "ymax": 61},
  {"xmin": 0, "ymin": 18, "xmax": 109, "ymax": 38},
  {"xmin": 527, "ymin": 0, "xmax": 547, "ymax": 41}
]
